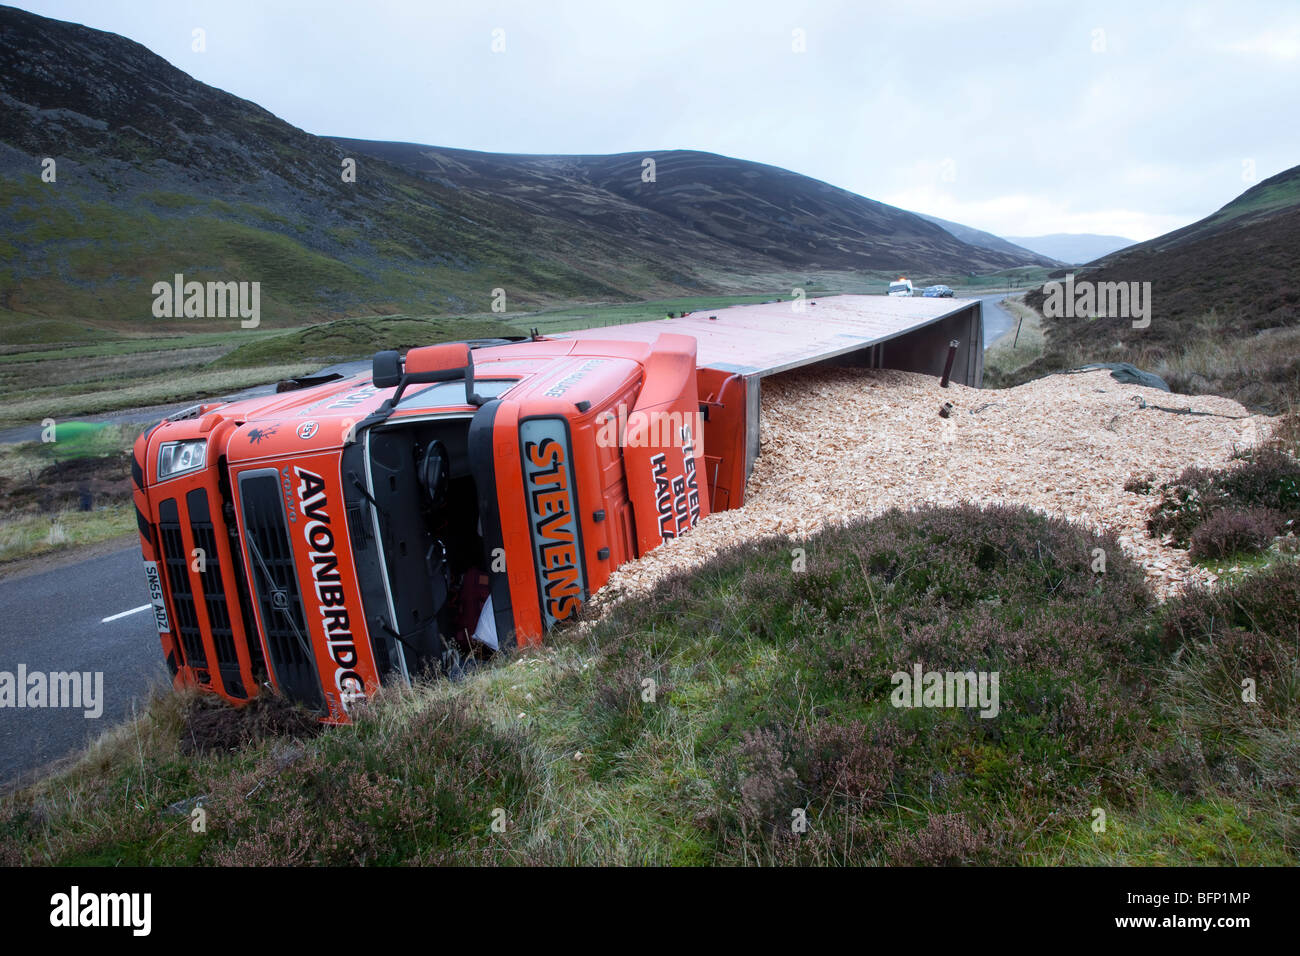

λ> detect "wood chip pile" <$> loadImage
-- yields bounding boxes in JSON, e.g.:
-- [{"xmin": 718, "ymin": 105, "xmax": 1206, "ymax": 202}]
[{"xmin": 595, "ymin": 366, "xmax": 1274, "ymax": 607}]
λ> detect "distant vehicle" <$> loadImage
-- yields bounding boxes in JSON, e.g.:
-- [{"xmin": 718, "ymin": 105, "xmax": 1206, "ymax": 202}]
[
  {"xmin": 922, "ymin": 284, "xmax": 954, "ymax": 298},
  {"xmin": 887, "ymin": 278, "xmax": 914, "ymax": 297}
]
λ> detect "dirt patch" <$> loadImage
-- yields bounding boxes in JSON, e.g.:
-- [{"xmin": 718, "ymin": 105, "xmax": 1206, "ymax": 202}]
[
  {"xmin": 0, "ymin": 452, "xmax": 131, "ymax": 513},
  {"xmin": 595, "ymin": 366, "xmax": 1273, "ymax": 607},
  {"xmin": 179, "ymin": 694, "xmax": 322, "ymax": 756}
]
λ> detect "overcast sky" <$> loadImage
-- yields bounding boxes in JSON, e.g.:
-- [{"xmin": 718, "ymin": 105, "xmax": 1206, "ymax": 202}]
[{"xmin": 13, "ymin": 0, "xmax": 1300, "ymax": 241}]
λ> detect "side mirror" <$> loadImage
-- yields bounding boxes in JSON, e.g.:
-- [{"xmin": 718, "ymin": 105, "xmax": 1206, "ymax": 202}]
[
  {"xmin": 373, "ymin": 350, "xmax": 402, "ymax": 388},
  {"xmin": 371, "ymin": 342, "xmax": 485, "ymax": 410}
]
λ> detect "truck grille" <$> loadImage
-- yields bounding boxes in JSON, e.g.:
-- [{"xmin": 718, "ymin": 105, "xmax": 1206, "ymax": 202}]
[
  {"xmin": 155, "ymin": 489, "xmax": 267, "ymax": 699},
  {"xmin": 238, "ymin": 470, "xmax": 325, "ymax": 712},
  {"xmin": 157, "ymin": 499, "xmax": 206, "ymax": 672},
  {"xmin": 187, "ymin": 489, "xmax": 247, "ymax": 698}
]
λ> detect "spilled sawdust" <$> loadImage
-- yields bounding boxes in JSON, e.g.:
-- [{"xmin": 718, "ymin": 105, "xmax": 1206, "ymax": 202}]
[{"xmin": 593, "ymin": 366, "xmax": 1273, "ymax": 608}]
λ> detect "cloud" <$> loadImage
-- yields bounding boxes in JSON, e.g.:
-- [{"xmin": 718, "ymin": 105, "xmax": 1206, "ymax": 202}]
[
  {"xmin": 881, "ymin": 186, "xmax": 1188, "ymax": 242},
  {"xmin": 1220, "ymin": 28, "xmax": 1300, "ymax": 61}
]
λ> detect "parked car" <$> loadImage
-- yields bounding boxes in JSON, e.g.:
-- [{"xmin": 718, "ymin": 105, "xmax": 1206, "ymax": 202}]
[
  {"xmin": 922, "ymin": 284, "xmax": 954, "ymax": 297},
  {"xmin": 887, "ymin": 278, "xmax": 914, "ymax": 297}
]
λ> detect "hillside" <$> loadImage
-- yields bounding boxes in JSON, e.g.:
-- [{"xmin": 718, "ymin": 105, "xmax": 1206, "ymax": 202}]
[
  {"xmin": 0, "ymin": 5, "xmax": 1041, "ymax": 341},
  {"xmin": 1089, "ymin": 165, "xmax": 1300, "ymax": 261},
  {"xmin": 339, "ymin": 140, "xmax": 1046, "ymax": 274},
  {"xmin": 914, "ymin": 212, "xmax": 1059, "ymax": 266},
  {"xmin": 1012, "ymin": 166, "xmax": 1300, "ymax": 412},
  {"xmin": 1004, "ymin": 233, "xmax": 1135, "ymax": 264}
]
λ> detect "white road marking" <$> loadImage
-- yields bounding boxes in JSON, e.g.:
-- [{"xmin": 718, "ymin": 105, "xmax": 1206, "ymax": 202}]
[{"xmin": 102, "ymin": 604, "xmax": 151, "ymax": 624}]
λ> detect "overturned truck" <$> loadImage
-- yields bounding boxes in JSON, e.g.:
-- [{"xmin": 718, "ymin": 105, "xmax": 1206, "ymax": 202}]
[{"xmin": 132, "ymin": 295, "xmax": 982, "ymax": 720}]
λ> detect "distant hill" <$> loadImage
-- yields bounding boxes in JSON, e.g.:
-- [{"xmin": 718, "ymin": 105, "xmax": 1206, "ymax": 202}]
[
  {"xmin": 0, "ymin": 5, "xmax": 1044, "ymax": 339},
  {"xmin": 328, "ymin": 140, "xmax": 1044, "ymax": 283},
  {"xmin": 1093, "ymin": 165, "xmax": 1300, "ymax": 260},
  {"xmin": 1015, "ymin": 165, "xmax": 1300, "ymax": 412},
  {"xmin": 914, "ymin": 213, "xmax": 1060, "ymax": 267},
  {"xmin": 1004, "ymin": 234, "xmax": 1136, "ymax": 265}
]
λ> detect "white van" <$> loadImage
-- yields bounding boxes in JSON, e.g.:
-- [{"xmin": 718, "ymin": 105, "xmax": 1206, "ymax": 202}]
[{"xmin": 887, "ymin": 278, "xmax": 914, "ymax": 297}]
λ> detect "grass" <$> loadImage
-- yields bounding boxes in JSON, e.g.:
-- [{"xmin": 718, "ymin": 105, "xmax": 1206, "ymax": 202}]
[
  {"xmin": 210, "ymin": 314, "xmax": 520, "ymax": 368},
  {"xmin": 0, "ymin": 363, "xmax": 316, "ymax": 429},
  {"xmin": 2, "ymin": 503, "xmax": 1295, "ymax": 865},
  {"xmin": 0, "ymin": 422, "xmax": 126, "ymax": 471},
  {"xmin": 0, "ymin": 424, "xmax": 138, "ymax": 562},
  {"xmin": 991, "ymin": 297, "xmax": 1300, "ymax": 414},
  {"xmin": 1039, "ymin": 791, "xmax": 1276, "ymax": 865},
  {"xmin": 0, "ymin": 293, "xmax": 844, "ymax": 430},
  {"xmin": 920, "ymin": 267, "xmax": 1057, "ymax": 294},
  {"xmin": 0, "ymin": 504, "xmax": 133, "ymax": 565},
  {"xmin": 1150, "ymin": 325, "xmax": 1300, "ymax": 412},
  {"xmin": 0, "ymin": 424, "xmax": 137, "ymax": 485}
]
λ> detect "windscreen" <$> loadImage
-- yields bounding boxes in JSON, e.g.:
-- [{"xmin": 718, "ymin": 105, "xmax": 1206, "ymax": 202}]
[{"xmin": 396, "ymin": 378, "xmax": 516, "ymax": 411}]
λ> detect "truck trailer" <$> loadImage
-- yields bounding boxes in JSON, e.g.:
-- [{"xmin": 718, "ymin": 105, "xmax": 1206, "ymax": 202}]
[{"xmin": 131, "ymin": 295, "xmax": 982, "ymax": 721}]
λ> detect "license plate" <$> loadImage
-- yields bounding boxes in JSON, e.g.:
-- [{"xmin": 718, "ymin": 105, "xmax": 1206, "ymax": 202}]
[{"xmin": 142, "ymin": 560, "xmax": 171, "ymax": 634}]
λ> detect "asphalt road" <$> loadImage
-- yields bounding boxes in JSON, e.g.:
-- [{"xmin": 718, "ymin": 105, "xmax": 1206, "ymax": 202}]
[
  {"xmin": 977, "ymin": 293, "xmax": 1018, "ymax": 347},
  {"xmin": 0, "ymin": 543, "xmax": 167, "ymax": 785}
]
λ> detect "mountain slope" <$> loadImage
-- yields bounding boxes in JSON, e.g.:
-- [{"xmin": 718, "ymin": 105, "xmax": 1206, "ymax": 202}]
[
  {"xmin": 1015, "ymin": 166, "xmax": 1300, "ymax": 411},
  {"xmin": 1004, "ymin": 233, "xmax": 1135, "ymax": 264},
  {"xmin": 327, "ymin": 139, "xmax": 1046, "ymax": 274},
  {"xmin": 914, "ymin": 213, "xmax": 1060, "ymax": 266},
  {"xmin": 1089, "ymin": 165, "xmax": 1300, "ymax": 262},
  {"xmin": 0, "ymin": 4, "xmax": 1041, "ymax": 337}
]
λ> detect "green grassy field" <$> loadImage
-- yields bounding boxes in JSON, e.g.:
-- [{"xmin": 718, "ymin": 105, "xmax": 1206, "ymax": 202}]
[
  {"xmin": 0, "ymin": 293, "xmax": 849, "ymax": 427},
  {"xmin": 0, "ymin": 423, "xmax": 138, "ymax": 564},
  {"xmin": 0, "ymin": 504, "xmax": 133, "ymax": 565},
  {"xmin": 2, "ymin": 503, "xmax": 1294, "ymax": 865}
]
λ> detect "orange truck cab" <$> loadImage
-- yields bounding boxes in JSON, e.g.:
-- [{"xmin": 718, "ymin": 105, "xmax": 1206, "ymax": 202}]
[{"xmin": 131, "ymin": 334, "xmax": 748, "ymax": 721}]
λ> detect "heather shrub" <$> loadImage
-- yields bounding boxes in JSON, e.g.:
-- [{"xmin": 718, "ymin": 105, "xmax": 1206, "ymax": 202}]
[
  {"xmin": 887, "ymin": 813, "xmax": 987, "ymax": 866},
  {"xmin": 1153, "ymin": 562, "xmax": 1300, "ymax": 805},
  {"xmin": 731, "ymin": 727, "xmax": 801, "ymax": 830},
  {"xmin": 1267, "ymin": 406, "xmax": 1300, "ymax": 458},
  {"xmin": 4, "ymin": 505, "xmax": 1294, "ymax": 866},
  {"xmin": 1187, "ymin": 507, "xmax": 1283, "ymax": 560},
  {"xmin": 1148, "ymin": 449, "xmax": 1300, "ymax": 548},
  {"xmin": 201, "ymin": 692, "xmax": 540, "ymax": 865},
  {"xmin": 1124, "ymin": 473, "xmax": 1156, "ymax": 495},
  {"xmin": 570, "ymin": 503, "xmax": 1160, "ymax": 863},
  {"xmin": 1162, "ymin": 559, "xmax": 1300, "ymax": 649}
]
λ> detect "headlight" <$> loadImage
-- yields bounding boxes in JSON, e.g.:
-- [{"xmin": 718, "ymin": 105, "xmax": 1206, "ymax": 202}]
[{"xmin": 157, "ymin": 440, "xmax": 207, "ymax": 480}]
